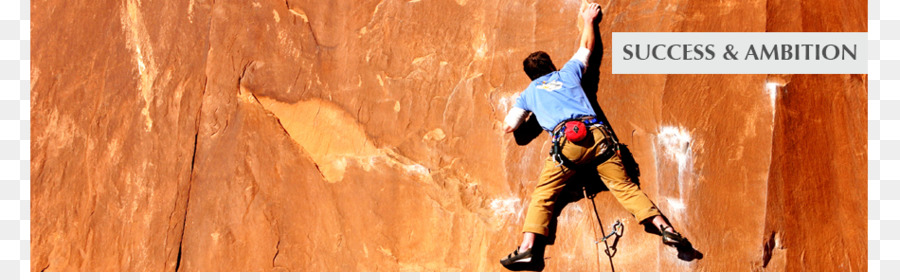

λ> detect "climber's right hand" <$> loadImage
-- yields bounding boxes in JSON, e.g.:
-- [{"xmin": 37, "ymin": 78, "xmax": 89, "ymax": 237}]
[{"xmin": 581, "ymin": 2, "xmax": 601, "ymax": 23}]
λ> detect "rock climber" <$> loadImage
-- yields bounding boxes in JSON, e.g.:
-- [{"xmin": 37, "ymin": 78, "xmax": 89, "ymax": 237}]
[{"xmin": 499, "ymin": 2, "xmax": 687, "ymax": 268}]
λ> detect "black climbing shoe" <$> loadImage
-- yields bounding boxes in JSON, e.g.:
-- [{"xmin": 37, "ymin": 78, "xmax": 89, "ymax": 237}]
[
  {"xmin": 660, "ymin": 225, "xmax": 687, "ymax": 247},
  {"xmin": 500, "ymin": 247, "xmax": 533, "ymax": 267}
]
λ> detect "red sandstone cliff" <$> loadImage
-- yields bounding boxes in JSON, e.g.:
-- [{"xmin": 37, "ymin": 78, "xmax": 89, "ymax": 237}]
[{"xmin": 31, "ymin": 0, "xmax": 866, "ymax": 271}]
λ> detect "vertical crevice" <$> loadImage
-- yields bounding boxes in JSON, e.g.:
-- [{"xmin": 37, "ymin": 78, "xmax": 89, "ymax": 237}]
[
  {"xmin": 272, "ymin": 238, "xmax": 282, "ymax": 268},
  {"xmin": 175, "ymin": 127, "xmax": 200, "ymax": 272},
  {"xmin": 173, "ymin": 0, "xmax": 217, "ymax": 270},
  {"xmin": 762, "ymin": 231, "xmax": 776, "ymax": 268}
]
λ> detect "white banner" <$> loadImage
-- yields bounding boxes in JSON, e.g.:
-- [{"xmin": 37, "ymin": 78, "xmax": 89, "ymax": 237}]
[{"xmin": 611, "ymin": 32, "xmax": 867, "ymax": 74}]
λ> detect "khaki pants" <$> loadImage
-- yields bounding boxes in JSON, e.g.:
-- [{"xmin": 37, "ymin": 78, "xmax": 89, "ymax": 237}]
[{"xmin": 522, "ymin": 126, "xmax": 661, "ymax": 236}]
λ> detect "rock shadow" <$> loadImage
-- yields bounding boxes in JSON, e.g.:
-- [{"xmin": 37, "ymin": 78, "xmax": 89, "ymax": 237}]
[{"xmin": 513, "ymin": 114, "xmax": 544, "ymax": 146}]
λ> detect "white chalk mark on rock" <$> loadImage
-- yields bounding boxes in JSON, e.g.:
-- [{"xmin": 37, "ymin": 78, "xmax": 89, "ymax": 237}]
[
  {"xmin": 654, "ymin": 126, "xmax": 694, "ymax": 218},
  {"xmin": 122, "ymin": 0, "xmax": 157, "ymax": 132},
  {"xmin": 403, "ymin": 163, "xmax": 430, "ymax": 177},
  {"xmin": 423, "ymin": 128, "xmax": 446, "ymax": 141},
  {"xmin": 490, "ymin": 197, "xmax": 521, "ymax": 217},
  {"xmin": 766, "ymin": 82, "xmax": 781, "ymax": 110},
  {"xmin": 496, "ymin": 93, "xmax": 520, "ymax": 114},
  {"xmin": 666, "ymin": 197, "xmax": 686, "ymax": 211},
  {"xmin": 657, "ymin": 126, "xmax": 693, "ymax": 176}
]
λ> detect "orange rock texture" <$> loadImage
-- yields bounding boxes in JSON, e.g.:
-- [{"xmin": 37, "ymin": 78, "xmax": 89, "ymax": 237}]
[{"xmin": 31, "ymin": 0, "xmax": 867, "ymax": 272}]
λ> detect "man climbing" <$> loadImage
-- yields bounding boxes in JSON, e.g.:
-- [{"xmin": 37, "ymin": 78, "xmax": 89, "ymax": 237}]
[{"xmin": 499, "ymin": 2, "xmax": 687, "ymax": 268}]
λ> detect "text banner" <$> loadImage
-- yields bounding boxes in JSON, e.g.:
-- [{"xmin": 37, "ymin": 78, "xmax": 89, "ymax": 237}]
[{"xmin": 611, "ymin": 32, "xmax": 867, "ymax": 74}]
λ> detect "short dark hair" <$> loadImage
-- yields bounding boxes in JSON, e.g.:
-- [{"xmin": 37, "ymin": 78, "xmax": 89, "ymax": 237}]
[{"xmin": 523, "ymin": 51, "xmax": 557, "ymax": 80}]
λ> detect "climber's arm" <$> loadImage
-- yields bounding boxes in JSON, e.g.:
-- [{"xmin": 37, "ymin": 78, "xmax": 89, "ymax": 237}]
[
  {"xmin": 503, "ymin": 107, "xmax": 529, "ymax": 133},
  {"xmin": 563, "ymin": 2, "xmax": 600, "ymax": 75},
  {"xmin": 579, "ymin": 3, "xmax": 600, "ymax": 54}
]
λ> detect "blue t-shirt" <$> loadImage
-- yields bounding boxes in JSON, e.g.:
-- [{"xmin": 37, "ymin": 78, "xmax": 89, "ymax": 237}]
[{"xmin": 513, "ymin": 59, "xmax": 596, "ymax": 131}]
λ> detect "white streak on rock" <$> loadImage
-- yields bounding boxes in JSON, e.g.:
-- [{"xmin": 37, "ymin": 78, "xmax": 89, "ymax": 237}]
[
  {"xmin": 122, "ymin": 0, "xmax": 156, "ymax": 132},
  {"xmin": 657, "ymin": 126, "xmax": 693, "ymax": 177},
  {"xmin": 497, "ymin": 93, "xmax": 518, "ymax": 113},
  {"xmin": 490, "ymin": 197, "xmax": 521, "ymax": 217},
  {"xmin": 655, "ymin": 125, "xmax": 694, "ymax": 217},
  {"xmin": 766, "ymin": 82, "xmax": 780, "ymax": 110},
  {"xmin": 403, "ymin": 163, "xmax": 430, "ymax": 177},
  {"xmin": 666, "ymin": 197, "xmax": 686, "ymax": 211}
]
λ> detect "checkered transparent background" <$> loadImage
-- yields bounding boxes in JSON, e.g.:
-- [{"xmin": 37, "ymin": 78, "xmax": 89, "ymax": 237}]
[{"xmin": 1, "ymin": 0, "xmax": 894, "ymax": 279}]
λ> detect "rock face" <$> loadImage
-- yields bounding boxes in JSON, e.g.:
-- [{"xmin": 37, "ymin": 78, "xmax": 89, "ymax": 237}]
[{"xmin": 31, "ymin": 0, "xmax": 866, "ymax": 272}]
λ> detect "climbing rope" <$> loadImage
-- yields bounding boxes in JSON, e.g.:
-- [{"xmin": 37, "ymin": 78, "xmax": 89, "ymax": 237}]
[{"xmin": 582, "ymin": 186, "xmax": 620, "ymax": 272}]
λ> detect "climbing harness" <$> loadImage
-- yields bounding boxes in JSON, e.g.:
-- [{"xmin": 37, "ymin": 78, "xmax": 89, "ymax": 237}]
[{"xmin": 549, "ymin": 116, "xmax": 619, "ymax": 169}]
